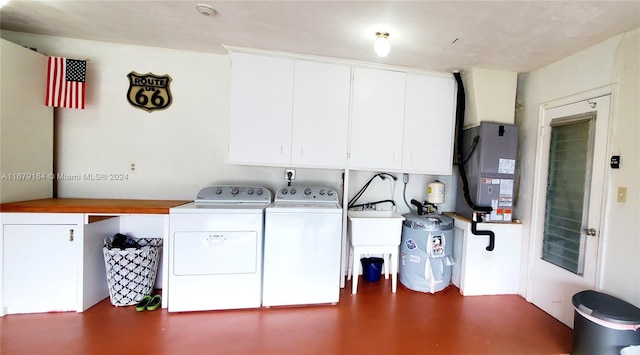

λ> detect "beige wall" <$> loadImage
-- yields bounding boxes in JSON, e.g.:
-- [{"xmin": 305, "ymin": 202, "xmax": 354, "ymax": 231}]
[
  {"xmin": 516, "ymin": 29, "xmax": 640, "ymax": 306},
  {"xmin": 0, "ymin": 39, "xmax": 53, "ymax": 203},
  {"xmin": 0, "ymin": 31, "xmax": 454, "ymax": 212},
  {"xmin": 4, "ymin": 28, "xmax": 638, "ymax": 305}
]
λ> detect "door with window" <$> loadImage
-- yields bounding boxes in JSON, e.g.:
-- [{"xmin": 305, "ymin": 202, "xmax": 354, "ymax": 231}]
[{"xmin": 530, "ymin": 95, "xmax": 610, "ymax": 327}]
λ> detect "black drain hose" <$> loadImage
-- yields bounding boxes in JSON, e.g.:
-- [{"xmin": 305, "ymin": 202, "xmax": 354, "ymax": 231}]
[
  {"xmin": 453, "ymin": 72, "xmax": 495, "ymax": 252},
  {"xmin": 453, "ymin": 72, "xmax": 492, "ymax": 214},
  {"xmin": 471, "ymin": 212, "xmax": 495, "ymax": 251}
]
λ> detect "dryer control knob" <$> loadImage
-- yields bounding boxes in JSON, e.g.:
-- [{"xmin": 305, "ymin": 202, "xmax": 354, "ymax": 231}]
[
  {"xmin": 215, "ymin": 188, "xmax": 222, "ymax": 194},
  {"xmin": 231, "ymin": 187, "xmax": 239, "ymax": 195},
  {"xmin": 304, "ymin": 188, "xmax": 312, "ymax": 195},
  {"xmin": 319, "ymin": 189, "xmax": 326, "ymax": 195},
  {"xmin": 247, "ymin": 188, "xmax": 254, "ymax": 195},
  {"xmin": 281, "ymin": 188, "xmax": 288, "ymax": 195},
  {"xmin": 327, "ymin": 190, "xmax": 334, "ymax": 196},
  {"xmin": 290, "ymin": 188, "xmax": 296, "ymax": 194},
  {"xmin": 256, "ymin": 188, "xmax": 263, "ymax": 195}
]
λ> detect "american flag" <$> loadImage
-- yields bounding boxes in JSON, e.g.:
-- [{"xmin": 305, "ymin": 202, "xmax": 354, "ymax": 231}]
[{"xmin": 45, "ymin": 57, "xmax": 86, "ymax": 109}]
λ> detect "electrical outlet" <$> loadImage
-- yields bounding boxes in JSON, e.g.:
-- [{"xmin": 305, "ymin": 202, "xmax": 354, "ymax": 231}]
[
  {"xmin": 617, "ymin": 187, "xmax": 627, "ymax": 203},
  {"xmin": 129, "ymin": 162, "xmax": 138, "ymax": 173},
  {"xmin": 285, "ymin": 169, "xmax": 295, "ymax": 180}
]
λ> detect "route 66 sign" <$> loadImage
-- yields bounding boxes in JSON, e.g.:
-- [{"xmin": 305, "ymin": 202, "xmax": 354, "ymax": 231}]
[{"xmin": 127, "ymin": 72, "xmax": 172, "ymax": 112}]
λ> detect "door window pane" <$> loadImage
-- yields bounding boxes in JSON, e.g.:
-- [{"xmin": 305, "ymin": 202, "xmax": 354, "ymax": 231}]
[{"xmin": 542, "ymin": 116, "xmax": 594, "ymax": 275}]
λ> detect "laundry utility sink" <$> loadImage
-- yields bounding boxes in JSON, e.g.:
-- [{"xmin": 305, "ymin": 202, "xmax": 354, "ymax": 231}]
[{"xmin": 347, "ymin": 210, "xmax": 406, "ymax": 246}]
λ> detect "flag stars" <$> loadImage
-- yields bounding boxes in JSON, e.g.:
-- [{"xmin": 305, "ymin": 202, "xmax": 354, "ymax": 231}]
[{"xmin": 65, "ymin": 59, "xmax": 86, "ymax": 82}]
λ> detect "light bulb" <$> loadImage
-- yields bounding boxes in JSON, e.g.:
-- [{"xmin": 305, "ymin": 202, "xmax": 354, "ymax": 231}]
[{"xmin": 374, "ymin": 32, "xmax": 390, "ymax": 57}]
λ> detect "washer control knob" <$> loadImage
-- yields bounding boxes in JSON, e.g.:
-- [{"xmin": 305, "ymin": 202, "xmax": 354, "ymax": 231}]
[
  {"xmin": 247, "ymin": 188, "xmax": 254, "ymax": 195},
  {"xmin": 281, "ymin": 188, "xmax": 288, "ymax": 195},
  {"xmin": 231, "ymin": 187, "xmax": 239, "ymax": 195},
  {"xmin": 304, "ymin": 188, "xmax": 312, "ymax": 195},
  {"xmin": 290, "ymin": 188, "xmax": 296, "ymax": 194},
  {"xmin": 327, "ymin": 190, "xmax": 334, "ymax": 196},
  {"xmin": 256, "ymin": 188, "xmax": 263, "ymax": 195},
  {"xmin": 215, "ymin": 188, "xmax": 222, "ymax": 194},
  {"xmin": 319, "ymin": 189, "xmax": 326, "ymax": 195}
]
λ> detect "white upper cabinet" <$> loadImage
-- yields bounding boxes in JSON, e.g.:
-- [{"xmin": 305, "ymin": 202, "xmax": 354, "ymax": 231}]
[
  {"xmin": 402, "ymin": 74, "xmax": 456, "ymax": 174},
  {"xmin": 291, "ymin": 61, "xmax": 351, "ymax": 168},
  {"xmin": 349, "ymin": 67, "xmax": 407, "ymax": 171},
  {"xmin": 228, "ymin": 52, "xmax": 350, "ymax": 168},
  {"xmin": 228, "ymin": 52, "xmax": 294, "ymax": 166},
  {"xmin": 227, "ymin": 51, "xmax": 456, "ymax": 173}
]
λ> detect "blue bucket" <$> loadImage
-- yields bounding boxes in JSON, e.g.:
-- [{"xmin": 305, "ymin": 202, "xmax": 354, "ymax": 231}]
[{"xmin": 361, "ymin": 257, "xmax": 384, "ymax": 282}]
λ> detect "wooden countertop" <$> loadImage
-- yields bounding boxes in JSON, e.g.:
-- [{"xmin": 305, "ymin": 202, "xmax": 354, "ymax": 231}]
[
  {"xmin": 0, "ymin": 198, "xmax": 191, "ymax": 214},
  {"xmin": 444, "ymin": 212, "xmax": 522, "ymax": 225}
]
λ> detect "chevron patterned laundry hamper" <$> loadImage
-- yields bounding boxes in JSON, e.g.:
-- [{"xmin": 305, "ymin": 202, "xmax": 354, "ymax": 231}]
[{"xmin": 103, "ymin": 238, "xmax": 162, "ymax": 306}]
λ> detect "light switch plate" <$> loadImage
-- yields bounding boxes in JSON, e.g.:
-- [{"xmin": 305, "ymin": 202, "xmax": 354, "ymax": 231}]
[{"xmin": 617, "ymin": 187, "xmax": 627, "ymax": 203}]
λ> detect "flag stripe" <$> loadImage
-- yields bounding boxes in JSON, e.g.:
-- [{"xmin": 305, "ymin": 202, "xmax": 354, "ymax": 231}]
[
  {"xmin": 80, "ymin": 82, "xmax": 85, "ymax": 109},
  {"xmin": 45, "ymin": 56, "xmax": 86, "ymax": 109},
  {"xmin": 58, "ymin": 59, "xmax": 65, "ymax": 107},
  {"xmin": 45, "ymin": 58, "xmax": 53, "ymax": 106}
]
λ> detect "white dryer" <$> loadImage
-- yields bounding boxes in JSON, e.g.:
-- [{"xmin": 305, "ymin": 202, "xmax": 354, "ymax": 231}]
[
  {"xmin": 262, "ymin": 186, "xmax": 343, "ymax": 307},
  {"xmin": 168, "ymin": 185, "xmax": 271, "ymax": 312}
]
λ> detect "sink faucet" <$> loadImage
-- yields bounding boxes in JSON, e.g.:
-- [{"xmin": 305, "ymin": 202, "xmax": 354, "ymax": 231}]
[{"xmin": 362, "ymin": 203, "xmax": 376, "ymax": 211}]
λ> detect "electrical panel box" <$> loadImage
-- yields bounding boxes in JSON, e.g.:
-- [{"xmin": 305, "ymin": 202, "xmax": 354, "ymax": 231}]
[{"xmin": 455, "ymin": 122, "xmax": 518, "ymax": 222}]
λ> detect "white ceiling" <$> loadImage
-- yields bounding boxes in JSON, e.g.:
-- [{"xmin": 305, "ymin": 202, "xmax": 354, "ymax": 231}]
[{"xmin": 1, "ymin": 0, "xmax": 639, "ymax": 73}]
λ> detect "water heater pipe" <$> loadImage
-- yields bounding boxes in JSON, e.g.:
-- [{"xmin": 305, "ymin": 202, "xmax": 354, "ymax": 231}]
[{"xmin": 410, "ymin": 199, "xmax": 425, "ymax": 215}]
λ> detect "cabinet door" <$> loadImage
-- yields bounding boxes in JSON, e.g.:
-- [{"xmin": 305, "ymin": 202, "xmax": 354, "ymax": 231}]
[
  {"xmin": 402, "ymin": 74, "xmax": 456, "ymax": 174},
  {"xmin": 3, "ymin": 224, "xmax": 78, "ymax": 314},
  {"xmin": 291, "ymin": 61, "xmax": 351, "ymax": 168},
  {"xmin": 228, "ymin": 52, "xmax": 294, "ymax": 165},
  {"xmin": 350, "ymin": 67, "xmax": 406, "ymax": 170}
]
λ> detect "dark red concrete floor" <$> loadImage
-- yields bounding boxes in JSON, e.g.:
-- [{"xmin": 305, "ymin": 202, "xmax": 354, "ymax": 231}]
[{"xmin": 1, "ymin": 279, "xmax": 572, "ymax": 354}]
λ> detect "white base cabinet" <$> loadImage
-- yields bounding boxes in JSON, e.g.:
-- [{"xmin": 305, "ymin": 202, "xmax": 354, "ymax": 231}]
[
  {"xmin": 1, "ymin": 213, "xmax": 169, "ymax": 316},
  {"xmin": 1, "ymin": 213, "xmax": 108, "ymax": 316},
  {"xmin": 450, "ymin": 215, "xmax": 522, "ymax": 296},
  {"xmin": 3, "ymin": 222, "xmax": 79, "ymax": 314}
]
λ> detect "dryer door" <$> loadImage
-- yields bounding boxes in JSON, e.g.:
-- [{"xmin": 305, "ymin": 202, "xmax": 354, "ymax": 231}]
[{"xmin": 173, "ymin": 231, "xmax": 257, "ymax": 275}]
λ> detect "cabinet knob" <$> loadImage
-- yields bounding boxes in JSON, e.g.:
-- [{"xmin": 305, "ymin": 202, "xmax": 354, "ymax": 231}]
[{"xmin": 69, "ymin": 229, "xmax": 74, "ymax": 242}]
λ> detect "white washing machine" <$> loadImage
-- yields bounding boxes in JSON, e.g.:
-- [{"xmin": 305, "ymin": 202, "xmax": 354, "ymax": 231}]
[
  {"xmin": 262, "ymin": 186, "xmax": 343, "ymax": 307},
  {"xmin": 168, "ymin": 185, "xmax": 271, "ymax": 312}
]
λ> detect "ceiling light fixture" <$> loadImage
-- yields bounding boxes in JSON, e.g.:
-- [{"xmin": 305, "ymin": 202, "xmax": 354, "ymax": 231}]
[
  {"xmin": 374, "ymin": 32, "xmax": 390, "ymax": 57},
  {"xmin": 196, "ymin": 4, "xmax": 216, "ymax": 16}
]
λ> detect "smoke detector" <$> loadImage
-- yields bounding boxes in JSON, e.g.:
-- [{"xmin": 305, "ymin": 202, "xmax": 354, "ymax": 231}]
[{"xmin": 196, "ymin": 4, "xmax": 216, "ymax": 16}]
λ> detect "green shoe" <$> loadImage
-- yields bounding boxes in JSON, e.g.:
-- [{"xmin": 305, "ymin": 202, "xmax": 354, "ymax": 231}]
[
  {"xmin": 146, "ymin": 295, "xmax": 161, "ymax": 311},
  {"xmin": 135, "ymin": 295, "xmax": 151, "ymax": 312}
]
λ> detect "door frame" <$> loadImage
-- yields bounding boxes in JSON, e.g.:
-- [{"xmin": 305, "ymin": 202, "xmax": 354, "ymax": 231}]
[{"xmin": 526, "ymin": 85, "xmax": 616, "ymax": 313}]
